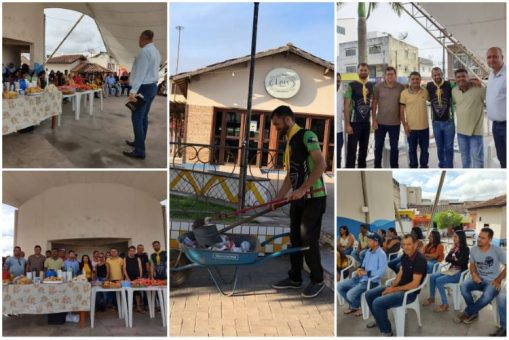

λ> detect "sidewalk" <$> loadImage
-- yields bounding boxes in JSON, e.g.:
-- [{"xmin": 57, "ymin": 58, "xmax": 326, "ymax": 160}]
[{"xmin": 170, "ymin": 257, "xmax": 334, "ymax": 336}]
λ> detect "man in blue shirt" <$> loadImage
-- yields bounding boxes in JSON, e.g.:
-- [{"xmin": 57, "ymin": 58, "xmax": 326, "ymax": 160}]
[
  {"xmin": 4, "ymin": 246, "xmax": 26, "ymax": 278},
  {"xmin": 338, "ymin": 232, "xmax": 387, "ymax": 316},
  {"xmin": 123, "ymin": 30, "xmax": 161, "ymax": 160},
  {"xmin": 63, "ymin": 250, "xmax": 80, "ymax": 277},
  {"xmin": 105, "ymin": 73, "xmax": 118, "ymax": 96}
]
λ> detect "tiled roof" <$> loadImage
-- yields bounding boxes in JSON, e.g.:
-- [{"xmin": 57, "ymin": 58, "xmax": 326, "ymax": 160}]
[
  {"xmin": 46, "ymin": 54, "xmax": 86, "ymax": 64},
  {"xmin": 468, "ymin": 195, "xmax": 506, "ymax": 210},
  {"xmin": 71, "ymin": 62, "xmax": 111, "ymax": 73}
]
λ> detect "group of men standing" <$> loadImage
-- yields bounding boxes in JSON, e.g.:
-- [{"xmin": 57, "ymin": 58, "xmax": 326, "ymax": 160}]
[{"xmin": 338, "ymin": 47, "xmax": 506, "ymax": 169}]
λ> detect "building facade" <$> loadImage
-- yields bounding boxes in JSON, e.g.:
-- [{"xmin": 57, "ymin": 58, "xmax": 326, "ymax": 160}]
[
  {"xmin": 338, "ymin": 32, "xmax": 419, "ymax": 79},
  {"xmin": 172, "ymin": 44, "xmax": 335, "ymax": 170}
]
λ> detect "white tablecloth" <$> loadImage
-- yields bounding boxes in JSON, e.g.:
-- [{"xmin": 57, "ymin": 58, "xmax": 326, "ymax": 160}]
[
  {"xmin": 2, "ymin": 282, "xmax": 91, "ymax": 314},
  {"xmin": 2, "ymin": 91, "xmax": 63, "ymax": 135}
]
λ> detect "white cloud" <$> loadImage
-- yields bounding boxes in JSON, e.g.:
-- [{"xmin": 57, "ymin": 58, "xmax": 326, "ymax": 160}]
[{"xmin": 394, "ymin": 170, "xmax": 506, "ymax": 202}]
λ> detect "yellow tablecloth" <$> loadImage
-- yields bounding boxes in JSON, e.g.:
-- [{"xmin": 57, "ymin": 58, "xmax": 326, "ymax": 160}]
[
  {"xmin": 2, "ymin": 91, "xmax": 63, "ymax": 135},
  {"xmin": 2, "ymin": 281, "xmax": 91, "ymax": 314}
]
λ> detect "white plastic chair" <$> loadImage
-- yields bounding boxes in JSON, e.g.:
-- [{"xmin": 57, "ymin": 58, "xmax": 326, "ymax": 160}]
[
  {"xmin": 360, "ymin": 276, "xmax": 375, "ymax": 320},
  {"xmin": 388, "ymin": 249, "xmax": 402, "ymax": 261},
  {"xmin": 443, "ymin": 269, "xmax": 469, "ymax": 310},
  {"xmin": 338, "ymin": 255, "xmax": 356, "ymax": 305},
  {"xmin": 387, "ymin": 275, "xmax": 429, "ymax": 337}
]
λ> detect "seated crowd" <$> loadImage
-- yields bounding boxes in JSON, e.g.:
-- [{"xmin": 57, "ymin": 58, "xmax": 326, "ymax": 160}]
[{"xmin": 337, "ymin": 225, "xmax": 506, "ymax": 337}]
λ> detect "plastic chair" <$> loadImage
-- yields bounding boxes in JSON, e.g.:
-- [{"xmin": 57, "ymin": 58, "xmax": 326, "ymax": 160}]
[
  {"xmin": 387, "ymin": 275, "xmax": 429, "ymax": 337},
  {"xmin": 443, "ymin": 269, "xmax": 469, "ymax": 310},
  {"xmin": 388, "ymin": 249, "xmax": 402, "ymax": 261},
  {"xmin": 338, "ymin": 255, "xmax": 356, "ymax": 305}
]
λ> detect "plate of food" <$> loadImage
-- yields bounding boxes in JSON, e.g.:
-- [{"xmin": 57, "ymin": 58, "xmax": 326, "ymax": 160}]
[
  {"xmin": 14, "ymin": 276, "xmax": 33, "ymax": 285},
  {"xmin": 3, "ymin": 91, "xmax": 18, "ymax": 99},
  {"xmin": 26, "ymin": 87, "xmax": 44, "ymax": 96},
  {"xmin": 3, "ymin": 279, "xmax": 10, "ymax": 286},
  {"xmin": 42, "ymin": 277, "xmax": 63, "ymax": 284},
  {"xmin": 102, "ymin": 281, "xmax": 121, "ymax": 289}
]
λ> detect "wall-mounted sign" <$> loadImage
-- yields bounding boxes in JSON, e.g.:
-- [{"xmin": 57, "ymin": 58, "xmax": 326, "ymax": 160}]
[{"xmin": 264, "ymin": 68, "xmax": 301, "ymax": 99}]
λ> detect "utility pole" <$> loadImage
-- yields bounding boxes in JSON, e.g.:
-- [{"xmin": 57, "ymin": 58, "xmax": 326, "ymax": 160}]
[
  {"xmin": 238, "ymin": 3, "xmax": 259, "ymax": 209},
  {"xmin": 173, "ymin": 25, "xmax": 184, "ymax": 100}
]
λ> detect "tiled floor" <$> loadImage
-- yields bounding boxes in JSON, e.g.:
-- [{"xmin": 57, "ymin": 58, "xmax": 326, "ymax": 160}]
[
  {"xmin": 3, "ymin": 95, "xmax": 167, "ymax": 168},
  {"xmin": 170, "ymin": 256, "xmax": 334, "ymax": 336}
]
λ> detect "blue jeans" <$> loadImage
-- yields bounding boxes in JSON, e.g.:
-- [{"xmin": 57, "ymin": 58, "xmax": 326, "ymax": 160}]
[
  {"xmin": 492, "ymin": 121, "xmax": 506, "ymax": 168},
  {"xmin": 433, "ymin": 120, "xmax": 455, "ymax": 168},
  {"xmin": 338, "ymin": 277, "xmax": 379, "ymax": 309},
  {"xmin": 429, "ymin": 271, "xmax": 461, "ymax": 305},
  {"xmin": 374, "ymin": 124, "xmax": 400, "ymax": 168},
  {"xmin": 427, "ymin": 260, "xmax": 437, "ymax": 274},
  {"xmin": 461, "ymin": 279, "xmax": 500, "ymax": 316},
  {"xmin": 497, "ymin": 290, "xmax": 506, "ymax": 329},
  {"xmin": 337, "ymin": 132, "xmax": 344, "ymax": 168},
  {"xmin": 388, "ymin": 255, "xmax": 402, "ymax": 274},
  {"xmin": 365, "ymin": 285, "xmax": 418, "ymax": 334},
  {"xmin": 343, "ymin": 247, "xmax": 353, "ymax": 256},
  {"xmin": 407, "ymin": 128, "xmax": 429, "ymax": 168},
  {"xmin": 131, "ymin": 83, "xmax": 158, "ymax": 157},
  {"xmin": 457, "ymin": 133, "xmax": 484, "ymax": 168}
]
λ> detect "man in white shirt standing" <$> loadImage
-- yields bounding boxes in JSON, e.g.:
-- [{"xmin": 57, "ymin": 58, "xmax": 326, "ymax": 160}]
[
  {"xmin": 124, "ymin": 30, "xmax": 161, "ymax": 159},
  {"xmin": 486, "ymin": 47, "xmax": 506, "ymax": 168}
]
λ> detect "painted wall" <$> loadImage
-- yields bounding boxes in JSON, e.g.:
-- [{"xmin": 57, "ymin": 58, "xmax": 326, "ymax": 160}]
[
  {"xmin": 337, "ymin": 171, "xmax": 395, "ymax": 238},
  {"xmin": 3, "ymin": 3, "xmax": 45, "ymax": 67},
  {"xmin": 15, "ymin": 183, "xmax": 165, "ymax": 256},
  {"xmin": 186, "ymin": 53, "xmax": 334, "ymax": 116},
  {"xmin": 475, "ymin": 206, "xmax": 507, "ymax": 244}
]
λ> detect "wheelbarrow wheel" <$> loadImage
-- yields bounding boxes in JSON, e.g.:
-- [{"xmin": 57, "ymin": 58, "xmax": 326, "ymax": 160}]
[{"xmin": 170, "ymin": 249, "xmax": 191, "ymax": 288}]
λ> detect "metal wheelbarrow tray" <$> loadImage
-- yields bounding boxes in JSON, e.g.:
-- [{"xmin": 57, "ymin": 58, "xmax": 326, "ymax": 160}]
[{"xmin": 171, "ymin": 231, "xmax": 309, "ymax": 296}]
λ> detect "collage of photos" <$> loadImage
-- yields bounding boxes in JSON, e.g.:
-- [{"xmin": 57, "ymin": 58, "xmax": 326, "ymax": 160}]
[
  {"xmin": 0, "ymin": 0, "xmax": 507, "ymax": 339},
  {"xmin": 2, "ymin": 1, "xmax": 169, "ymax": 337}
]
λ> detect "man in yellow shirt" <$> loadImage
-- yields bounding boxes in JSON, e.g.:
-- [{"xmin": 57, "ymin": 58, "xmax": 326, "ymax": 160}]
[
  {"xmin": 400, "ymin": 72, "xmax": 430, "ymax": 168},
  {"xmin": 106, "ymin": 248, "xmax": 124, "ymax": 281},
  {"xmin": 44, "ymin": 249, "xmax": 64, "ymax": 272}
]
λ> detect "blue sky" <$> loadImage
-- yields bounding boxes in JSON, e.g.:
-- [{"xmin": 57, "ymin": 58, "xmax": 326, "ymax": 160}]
[
  {"xmin": 169, "ymin": 2, "xmax": 334, "ymax": 74},
  {"xmin": 393, "ymin": 171, "xmax": 507, "ymax": 202}
]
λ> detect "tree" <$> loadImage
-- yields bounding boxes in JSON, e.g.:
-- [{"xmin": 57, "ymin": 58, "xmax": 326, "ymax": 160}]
[
  {"xmin": 338, "ymin": 3, "xmax": 403, "ymax": 65},
  {"xmin": 434, "ymin": 210, "xmax": 464, "ymax": 230}
]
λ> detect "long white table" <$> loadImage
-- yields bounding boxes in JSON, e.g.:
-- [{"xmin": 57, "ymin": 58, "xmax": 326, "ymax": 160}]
[{"xmin": 57, "ymin": 89, "xmax": 104, "ymax": 126}]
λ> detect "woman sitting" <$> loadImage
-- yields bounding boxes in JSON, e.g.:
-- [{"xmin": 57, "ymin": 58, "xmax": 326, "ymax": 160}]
[
  {"xmin": 423, "ymin": 229, "xmax": 445, "ymax": 273},
  {"xmin": 423, "ymin": 230, "xmax": 470, "ymax": 312},
  {"xmin": 338, "ymin": 226, "xmax": 355, "ymax": 256}
]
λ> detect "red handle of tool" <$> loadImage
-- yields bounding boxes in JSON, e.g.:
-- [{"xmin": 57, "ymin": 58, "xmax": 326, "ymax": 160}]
[{"xmin": 213, "ymin": 187, "xmax": 325, "ymax": 221}]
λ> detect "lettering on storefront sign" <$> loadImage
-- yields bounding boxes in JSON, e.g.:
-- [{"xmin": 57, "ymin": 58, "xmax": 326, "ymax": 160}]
[{"xmin": 264, "ymin": 68, "xmax": 301, "ymax": 99}]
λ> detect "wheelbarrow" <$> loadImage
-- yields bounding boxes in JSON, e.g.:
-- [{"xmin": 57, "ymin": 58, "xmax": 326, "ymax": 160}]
[{"xmin": 170, "ymin": 196, "xmax": 310, "ymax": 296}]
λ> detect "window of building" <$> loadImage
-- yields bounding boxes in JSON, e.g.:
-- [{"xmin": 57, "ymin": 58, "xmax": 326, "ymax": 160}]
[
  {"xmin": 346, "ymin": 65, "xmax": 357, "ymax": 73},
  {"xmin": 345, "ymin": 48, "xmax": 356, "ymax": 57},
  {"xmin": 405, "ymin": 50, "xmax": 409, "ymax": 58},
  {"xmin": 369, "ymin": 45, "xmax": 382, "ymax": 55},
  {"xmin": 337, "ymin": 26, "xmax": 345, "ymax": 35}
]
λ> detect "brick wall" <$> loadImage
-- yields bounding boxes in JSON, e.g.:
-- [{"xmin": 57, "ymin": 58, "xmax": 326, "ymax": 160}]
[{"xmin": 185, "ymin": 104, "xmax": 214, "ymax": 162}]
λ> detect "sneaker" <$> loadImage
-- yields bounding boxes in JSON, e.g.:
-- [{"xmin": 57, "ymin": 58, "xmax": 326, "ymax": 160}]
[
  {"xmin": 271, "ymin": 278, "xmax": 302, "ymax": 289},
  {"xmin": 381, "ymin": 332, "xmax": 394, "ymax": 336},
  {"xmin": 490, "ymin": 327, "xmax": 507, "ymax": 337},
  {"xmin": 462, "ymin": 313, "xmax": 479, "ymax": 324},
  {"xmin": 453, "ymin": 312, "xmax": 468, "ymax": 323},
  {"xmin": 301, "ymin": 282, "xmax": 325, "ymax": 298}
]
